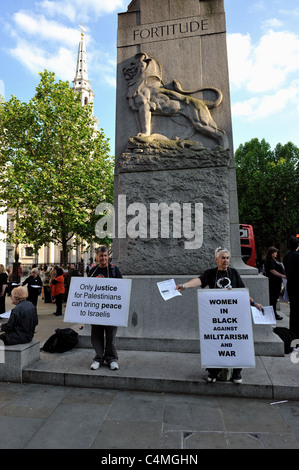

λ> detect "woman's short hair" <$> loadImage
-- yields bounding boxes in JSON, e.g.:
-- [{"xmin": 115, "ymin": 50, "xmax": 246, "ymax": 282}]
[
  {"xmin": 0, "ymin": 264, "xmax": 6, "ymax": 274},
  {"xmin": 56, "ymin": 267, "xmax": 64, "ymax": 276},
  {"xmin": 11, "ymin": 286, "xmax": 28, "ymax": 301},
  {"xmin": 31, "ymin": 268, "xmax": 39, "ymax": 274},
  {"xmin": 214, "ymin": 247, "xmax": 230, "ymax": 259},
  {"xmin": 266, "ymin": 246, "xmax": 278, "ymax": 258}
]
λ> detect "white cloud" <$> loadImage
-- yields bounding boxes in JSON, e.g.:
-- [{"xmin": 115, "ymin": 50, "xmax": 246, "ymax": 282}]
[
  {"xmin": 227, "ymin": 33, "xmax": 253, "ymax": 90},
  {"xmin": 9, "ymin": 40, "xmax": 75, "ymax": 81},
  {"xmin": 13, "ymin": 12, "xmax": 82, "ymax": 46},
  {"xmin": 228, "ymin": 23, "xmax": 299, "ymax": 124},
  {"xmin": 279, "ymin": 7, "xmax": 299, "ymax": 18},
  {"xmin": 249, "ymin": 1, "xmax": 267, "ymax": 13},
  {"xmin": 228, "ymin": 30, "xmax": 299, "ymax": 93},
  {"xmin": 87, "ymin": 48, "xmax": 116, "ymax": 88},
  {"xmin": 262, "ymin": 18, "xmax": 283, "ymax": 30},
  {"xmin": 0, "ymin": 80, "xmax": 5, "ymax": 97},
  {"xmin": 37, "ymin": 0, "xmax": 126, "ymax": 21},
  {"xmin": 232, "ymin": 80, "xmax": 299, "ymax": 120},
  {"xmin": 6, "ymin": 4, "xmax": 120, "ymax": 87}
]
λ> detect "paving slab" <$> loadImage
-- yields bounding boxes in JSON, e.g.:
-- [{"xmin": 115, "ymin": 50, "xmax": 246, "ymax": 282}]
[{"xmin": 0, "ymin": 382, "xmax": 298, "ymax": 449}]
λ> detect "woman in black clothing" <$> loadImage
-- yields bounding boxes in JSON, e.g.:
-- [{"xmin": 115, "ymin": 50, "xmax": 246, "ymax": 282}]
[
  {"xmin": 22, "ymin": 268, "xmax": 43, "ymax": 306},
  {"xmin": 264, "ymin": 247, "xmax": 286, "ymax": 320},
  {"xmin": 176, "ymin": 247, "xmax": 263, "ymax": 384}
]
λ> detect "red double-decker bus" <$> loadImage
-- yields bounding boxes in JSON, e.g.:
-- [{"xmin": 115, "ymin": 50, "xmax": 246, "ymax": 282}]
[{"xmin": 239, "ymin": 224, "xmax": 256, "ymax": 268}]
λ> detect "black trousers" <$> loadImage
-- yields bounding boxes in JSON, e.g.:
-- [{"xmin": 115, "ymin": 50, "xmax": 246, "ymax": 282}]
[
  {"xmin": 55, "ymin": 293, "xmax": 64, "ymax": 315},
  {"xmin": 207, "ymin": 368, "xmax": 242, "ymax": 377},
  {"xmin": 91, "ymin": 325, "xmax": 118, "ymax": 365},
  {"xmin": 269, "ymin": 284, "xmax": 281, "ymax": 317},
  {"xmin": 288, "ymin": 288, "xmax": 299, "ymax": 338}
]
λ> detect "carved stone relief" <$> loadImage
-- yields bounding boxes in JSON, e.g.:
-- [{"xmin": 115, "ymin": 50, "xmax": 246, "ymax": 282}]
[{"xmin": 123, "ymin": 52, "xmax": 228, "ymax": 149}]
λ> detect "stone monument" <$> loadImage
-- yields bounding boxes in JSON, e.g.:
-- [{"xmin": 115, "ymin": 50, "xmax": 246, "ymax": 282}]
[{"xmin": 111, "ymin": 0, "xmax": 279, "ymax": 355}]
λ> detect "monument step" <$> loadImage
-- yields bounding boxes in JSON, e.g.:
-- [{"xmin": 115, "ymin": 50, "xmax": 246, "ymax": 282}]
[
  {"xmin": 77, "ymin": 330, "xmax": 285, "ymax": 357},
  {"xmin": 22, "ymin": 348, "xmax": 299, "ymax": 401}
]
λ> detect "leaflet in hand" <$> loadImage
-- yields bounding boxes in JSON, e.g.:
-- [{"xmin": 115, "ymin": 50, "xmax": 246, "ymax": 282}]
[
  {"xmin": 251, "ymin": 305, "xmax": 276, "ymax": 324},
  {"xmin": 157, "ymin": 279, "xmax": 182, "ymax": 301},
  {"xmin": 0, "ymin": 310, "xmax": 11, "ymax": 319}
]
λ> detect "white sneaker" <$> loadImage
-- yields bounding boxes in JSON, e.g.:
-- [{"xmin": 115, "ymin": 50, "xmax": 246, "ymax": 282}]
[
  {"xmin": 90, "ymin": 361, "xmax": 100, "ymax": 370},
  {"xmin": 110, "ymin": 361, "xmax": 119, "ymax": 370}
]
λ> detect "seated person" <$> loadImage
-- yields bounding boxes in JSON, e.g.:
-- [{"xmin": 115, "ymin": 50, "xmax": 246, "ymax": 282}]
[{"xmin": 0, "ymin": 286, "xmax": 38, "ymax": 345}]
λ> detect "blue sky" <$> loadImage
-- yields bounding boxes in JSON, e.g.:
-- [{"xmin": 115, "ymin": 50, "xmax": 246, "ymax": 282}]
[{"xmin": 1, "ymin": 0, "xmax": 299, "ymax": 155}]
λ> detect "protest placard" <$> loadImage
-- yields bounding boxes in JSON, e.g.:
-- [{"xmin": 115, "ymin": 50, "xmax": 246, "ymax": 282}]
[
  {"xmin": 198, "ymin": 288, "xmax": 255, "ymax": 368},
  {"xmin": 64, "ymin": 277, "xmax": 131, "ymax": 326}
]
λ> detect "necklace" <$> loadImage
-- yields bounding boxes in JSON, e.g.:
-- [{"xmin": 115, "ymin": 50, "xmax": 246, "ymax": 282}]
[
  {"xmin": 215, "ymin": 269, "xmax": 232, "ymax": 289},
  {"xmin": 91, "ymin": 265, "xmax": 109, "ymax": 278}
]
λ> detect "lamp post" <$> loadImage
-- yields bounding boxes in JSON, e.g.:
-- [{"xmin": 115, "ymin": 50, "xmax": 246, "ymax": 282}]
[
  {"xmin": 12, "ymin": 242, "xmax": 21, "ymax": 284},
  {"xmin": 12, "ymin": 209, "xmax": 21, "ymax": 284}
]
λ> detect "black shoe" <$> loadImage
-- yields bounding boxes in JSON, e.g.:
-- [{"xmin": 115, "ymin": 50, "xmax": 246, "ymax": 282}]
[
  {"xmin": 207, "ymin": 373, "xmax": 218, "ymax": 383},
  {"xmin": 55, "ymin": 313, "xmax": 62, "ymax": 316},
  {"xmin": 275, "ymin": 314, "xmax": 283, "ymax": 320}
]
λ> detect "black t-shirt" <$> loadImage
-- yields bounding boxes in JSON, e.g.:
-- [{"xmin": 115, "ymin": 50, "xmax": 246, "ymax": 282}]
[
  {"xmin": 283, "ymin": 250, "xmax": 299, "ymax": 288},
  {"xmin": 23, "ymin": 275, "xmax": 43, "ymax": 296},
  {"xmin": 88, "ymin": 264, "xmax": 122, "ymax": 279},
  {"xmin": 199, "ymin": 267, "xmax": 245, "ymax": 290},
  {"xmin": 0, "ymin": 272, "xmax": 8, "ymax": 289},
  {"xmin": 264, "ymin": 258, "xmax": 284, "ymax": 287}
]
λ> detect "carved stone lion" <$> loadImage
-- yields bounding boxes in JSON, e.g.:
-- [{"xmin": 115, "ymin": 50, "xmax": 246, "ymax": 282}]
[{"xmin": 123, "ymin": 52, "xmax": 228, "ymax": 148}]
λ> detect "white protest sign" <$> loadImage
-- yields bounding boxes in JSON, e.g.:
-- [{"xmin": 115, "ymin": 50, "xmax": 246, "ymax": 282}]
[
  {"xmin": 64, "ymin": 277, "xmax": 131, "ymax": 326},
  {"xmin": 198, "ymin": 288, "xmax": 255, "ymax": 368}
]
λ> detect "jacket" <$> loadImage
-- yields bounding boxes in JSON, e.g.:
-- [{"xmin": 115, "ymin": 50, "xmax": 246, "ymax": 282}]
[
  {"xmin": 1, "ymin": 300, "xmax": 38, "ymax": 345},
  {"xmin": 51, "ymin": 275, "xmax": 65, "ymax": 297}
]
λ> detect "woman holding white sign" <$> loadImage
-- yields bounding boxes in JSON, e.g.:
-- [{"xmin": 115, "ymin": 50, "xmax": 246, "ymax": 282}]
[
  {"xmin": 88, "ymin": 246, "xmax": 122, "ymax": 371},
  {"xmin": 176, "ymin": 247, "xmax": 263, "ymax": 384}
]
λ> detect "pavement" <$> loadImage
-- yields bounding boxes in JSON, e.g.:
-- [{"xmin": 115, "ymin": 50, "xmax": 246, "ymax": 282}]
[{"xmin": 0, "ymin": 296, "xmax": 298, "ymax": 450}]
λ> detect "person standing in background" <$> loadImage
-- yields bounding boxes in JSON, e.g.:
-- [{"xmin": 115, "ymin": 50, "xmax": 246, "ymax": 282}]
[
  {"xmin": 264, "ymin": 247, "xmax": 286, "ymax": 320},
  {"xmin": 51, "ymin": 267, "xmax": 65, "ymax": 316},
  {"xmin": 22, "ymin": 268, "xmax": 43, "ymax": 307},
  {"xmin": 0, "ymin": 265, "xmax": 8, "ymax": 314},
  {"xmin": 283, "ymin": 237, "xmax": 299, "ymax": 337}
]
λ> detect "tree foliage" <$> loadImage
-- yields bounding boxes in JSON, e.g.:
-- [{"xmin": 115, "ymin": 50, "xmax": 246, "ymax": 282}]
[
  {"xmin": 235, "ymin": 138, "xmax": 299, "ymax": 258},
  {"xmin": 0, "ymin": 70, "xmax": 114, "ymax": 265}
]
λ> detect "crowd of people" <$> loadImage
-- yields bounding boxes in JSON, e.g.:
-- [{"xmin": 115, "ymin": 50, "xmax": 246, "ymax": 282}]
[
  {"xmin": 0, "ymin": 262, "xmax": 86, "ymax": 347},
  {"xmin": 1, "ymin": 263, "xmax": 84, "ymax": 310},
  {"xmin": 0, "ymin": 237, "xmax": 298, "ymax": 385}
]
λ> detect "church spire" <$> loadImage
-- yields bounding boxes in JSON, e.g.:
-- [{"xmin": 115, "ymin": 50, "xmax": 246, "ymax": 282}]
[{"xmin": 73, "ymin": 24, "xmax": 95, "ymax": 108}]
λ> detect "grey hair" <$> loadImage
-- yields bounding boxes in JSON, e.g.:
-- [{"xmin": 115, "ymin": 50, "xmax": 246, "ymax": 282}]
[
  {"xmin": 11, "ymin": 286, "xmax": 28, "ymax": 301},
  {"xmin": 214, "ymin": 247, "xmax": 230, "ymax": 259},
  {"xmin": 31, "ymin": 268, "xmax": 39, "ymax": 274},
  {"xmin": 96, "ymin": 246, "xmax": 109, "ymax": 254}
]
